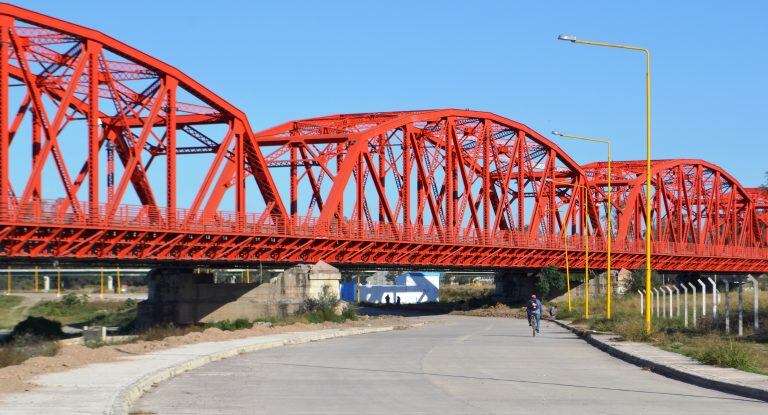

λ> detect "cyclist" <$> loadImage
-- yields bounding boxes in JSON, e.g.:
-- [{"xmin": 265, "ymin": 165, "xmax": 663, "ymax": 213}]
[{"xmin": 526, "ymin": 294, "xmax": 543, "ymax": 333}]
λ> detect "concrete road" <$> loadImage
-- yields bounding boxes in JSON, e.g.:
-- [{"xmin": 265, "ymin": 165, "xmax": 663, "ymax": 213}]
[{"xmin": 133, "ymin": 317, "xmax": 766, "ymax": 414}]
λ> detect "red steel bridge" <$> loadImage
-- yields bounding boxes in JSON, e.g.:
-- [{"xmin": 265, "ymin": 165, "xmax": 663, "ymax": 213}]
[{"xmin": 0, "ymin": 3, "xmax": 765, "ymax": 272}]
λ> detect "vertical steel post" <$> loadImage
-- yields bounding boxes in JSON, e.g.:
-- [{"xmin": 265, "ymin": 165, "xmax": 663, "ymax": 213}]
[
  {"xmin": 747, "ymin": 274, "xmax": 759, "ymax": 331},
  {"xmin": 707, "ymin": 277, "xmax": 717, "ymax": 318},
  {"xmin": 681, "ymin": 284, "xmax": 688, "ymax": 327},
  {"xmin": 653, "ymin": 287, "xmax": 660, "ymax": 317},
  {"xmin": 724, "ymin": 279, "xmax": 730, "ymax": 335},
  {"xmin": 31, "ymin": 111, "xmax": 41, "ymax": 199},
  {"xmin": 583, "ymin": 187, "xmax": 589, "ymax": 319},
  {"xmin": 661, "ymin": 287, "xmax": 666, "ymax": 318},
  {"xmin": 87, "ymin": 40, "xmax": 101, "ymax": 222},
  {"xmin": 0, "ymin": 15, "xmax": 11, "ymax": 220},
  {"xmin": 638, "ymin": 290, "xmax": 644, "ymax": 315},
  {"xmin": 688, "ymin": 282, "xmax": 697, "ymax": 328},
  {"xmin": 738, "ymin": 279, "xmax": 743, "ymax": 337},
  {"xmin": 698, "ymin": 279, "xmax": 706, "ymax": 316},
  {"xmin": 289, "ymin": 146, "xmax": 297, "ymax": 217},
  {"xmin": 116, "ymin": 266, "xmax": 121, "ymax": 293},
  {"xmin": 34, "ymin": 266, "xmax": 39, "ymax": 292},
  {"xmin": 606, "ymin": 142, "xmax": 612, "ymax": 319},
  {"xmin": 166, "ymin": 77, "xmax": 177, "ymax": 227},
  {"xmin": 402, "ymin": 128, "xmax": 411, "ymax": 232},
  {"xmin": 666, "ymin": 286, "xmax": 673, "ymax": 319},
  {"xmin": 235, "ymin": 126, "xmax": 245, "ymax": 228},
  {"xmin": 673, "ymin": 285, "xmax": 680, "ymax": 317}
]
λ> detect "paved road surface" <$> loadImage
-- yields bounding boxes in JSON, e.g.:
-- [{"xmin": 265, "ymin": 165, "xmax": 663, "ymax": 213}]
[{"xmin": 133, "ymin": 316, "xmax": 766, "ymax": 414}]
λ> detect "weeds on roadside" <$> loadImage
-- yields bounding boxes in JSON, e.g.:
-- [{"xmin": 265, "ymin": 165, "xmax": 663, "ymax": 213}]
[
  {"xmin": 555, "ymin": 295, "xmax": 768, "ymax": 374},
  {"xmin": 0, "ymin": 333, "xmax": 60, "ymax": 368}
]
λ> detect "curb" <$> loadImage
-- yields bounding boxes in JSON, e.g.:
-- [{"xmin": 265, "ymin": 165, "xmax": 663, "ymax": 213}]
[
  {"xmin": 553, "ymin": 320, "xmax": 768, "ymax": 403},
  {"xmin": 112, "ymin": 326, "xmax": 397, "ymax": 415}
]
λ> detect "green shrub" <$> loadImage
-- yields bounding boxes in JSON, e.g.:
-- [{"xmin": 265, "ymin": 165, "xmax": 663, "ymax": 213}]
[
  {"xmin": 341, "ymin": 307, "xmax": 358, "ymax": 321},
  {"xmin": 60, "ymin": 293, "xmax": 84, "ymax": 306},
  {"xmin": 204, "ymin": 318, "xmax": 253, "ymax": 331},
  {"xmin": 535, "ymin": 266, "xmax": 565, "ymax": 299}
]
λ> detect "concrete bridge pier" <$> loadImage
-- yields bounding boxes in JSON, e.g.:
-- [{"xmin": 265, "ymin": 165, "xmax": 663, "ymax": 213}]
[{"xmin": 136, "ymin": 261, "xmax": 341, "ymax": 329}]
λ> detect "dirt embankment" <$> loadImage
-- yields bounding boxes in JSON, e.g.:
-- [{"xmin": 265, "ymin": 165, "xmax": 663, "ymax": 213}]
[
  {"xmin": 452, "ymin": 303, "xmax": 528, "ymax": 318},
  {"xmin": 0, "ymin": 315, "xmax": 416, "ymax": 394}
]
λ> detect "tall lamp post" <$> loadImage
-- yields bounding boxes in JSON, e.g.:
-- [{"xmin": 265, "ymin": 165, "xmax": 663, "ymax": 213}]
[
  {"xmin": 557, "ymin": 34, "xmax": 653, "ymax": 334},
  {"xmin": 552, "ymin": 131, "xmax": 612, "ymax": 319}
]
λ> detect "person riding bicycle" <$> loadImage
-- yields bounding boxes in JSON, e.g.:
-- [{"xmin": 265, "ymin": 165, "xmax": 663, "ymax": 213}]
[{"xmin": 526, "ymin": 294, "xmax": 543, "ymax": 333}]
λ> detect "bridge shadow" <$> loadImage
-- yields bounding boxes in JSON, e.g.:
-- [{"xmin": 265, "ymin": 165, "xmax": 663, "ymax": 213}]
[{"xmin": 261, "ymin": 362, "xmax": 761, "ymax": 403}]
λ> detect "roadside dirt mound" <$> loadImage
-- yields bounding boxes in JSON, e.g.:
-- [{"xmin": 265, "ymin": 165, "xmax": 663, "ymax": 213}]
[
  {"xmin": 455, "ymin": 303, "xmax": 527, "ymax": 318},
  {"xmin": 0, "ymin": 315, "xmax": 414, "ymax": 394}
]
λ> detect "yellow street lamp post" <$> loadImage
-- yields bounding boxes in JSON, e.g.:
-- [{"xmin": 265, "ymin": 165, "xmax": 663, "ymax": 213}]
[
  {"xmin": 555, "ymin": 181, "xmax": 591, "ymax": 319},
  {"xmin": 558, "ymin": 34, "xmax": 652, "ymax": 334},
  {"xmin": 553, "ymin": 131, "xmax": 613, "ymax": 319}
]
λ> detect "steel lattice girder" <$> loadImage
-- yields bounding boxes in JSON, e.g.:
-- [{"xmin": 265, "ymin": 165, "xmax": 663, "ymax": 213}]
[{"xmin": 0, "ymin": 3, "xmax": 766, "ymax": 272}]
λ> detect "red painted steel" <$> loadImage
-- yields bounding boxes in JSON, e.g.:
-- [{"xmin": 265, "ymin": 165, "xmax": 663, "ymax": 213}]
[{"xmin": 0, "ymin": 3, "xmax": 765, "ymax": 272}]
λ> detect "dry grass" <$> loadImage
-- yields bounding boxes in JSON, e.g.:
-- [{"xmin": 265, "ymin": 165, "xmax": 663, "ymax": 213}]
[
  {"xmin": 0, "ymin": 296, "xmax": 32, "ymax": 329},
  {"xmin": 0, "ymin": 334, "xmax": 60, "ymax": 368},
  {"xmin": 555, "ymin": 292, "xmax": 768, "ymax": 375}
]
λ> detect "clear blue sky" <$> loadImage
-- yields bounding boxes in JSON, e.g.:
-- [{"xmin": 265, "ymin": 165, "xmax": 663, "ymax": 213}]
[{"xmin": 14, "ymin": 0, "xmax": 768, "ymax": 188}]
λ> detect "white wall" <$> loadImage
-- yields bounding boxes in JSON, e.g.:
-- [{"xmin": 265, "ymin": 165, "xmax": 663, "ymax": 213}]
[{"xmin": 361, "ymin": 272, "xmax": 439, "ymax": 304}]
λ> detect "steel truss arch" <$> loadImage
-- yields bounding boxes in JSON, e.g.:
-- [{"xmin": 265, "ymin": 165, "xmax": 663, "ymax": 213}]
[
  {"xmin": 0, "ymin": 2, "xmax": 286, "ymax": 229},
  {"xmin": 254, "ymin": 109, "xmax": 602, "ymax": 242},
  {"xmin": 584, "ymin": 159, "xmax": 763, "ymax": 249}
]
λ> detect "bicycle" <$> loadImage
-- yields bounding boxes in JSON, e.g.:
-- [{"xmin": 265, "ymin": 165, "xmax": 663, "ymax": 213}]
[{"xmin": 528, "ymin": 313, "xmax": 538, "ymax": 336}]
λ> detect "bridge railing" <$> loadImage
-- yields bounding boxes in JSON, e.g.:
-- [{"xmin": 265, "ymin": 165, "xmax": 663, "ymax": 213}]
[{"xmin": 5, "ymin": 199, "xmax": 768, "ymax": 260}]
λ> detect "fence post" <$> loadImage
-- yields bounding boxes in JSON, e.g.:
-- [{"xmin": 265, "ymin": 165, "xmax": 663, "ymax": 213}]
[
  {"xmin": 638, "ymin": 290, "xmax": 644, "ymax": 315},
  {"xmin": 738, "ymin": 278, "xmax": 744, "ymax": 337},
  {"xmin": 653, "ymin": 287, "xmax": 660, "ymax": 318},
  {"xmin": 681, "ymin": 283, "xmax": 688, "ymax": 327},
  {"xmin": 707, "ymin": 277, "xmax": 717, "ymax": 318},
  {"xmin": 724, "ymin": 279, "xmax": 730, "ymax": 335},
  {"xmin": 661, "ymin": 287, "xmax": 667, "ymax": 318},
  {"xmin": 688, "ymin": 282, "xmax": 697, "ymax": 328},
  {"xmin": 673, "ymin": 285, "xmax": 680, "ymax": 317},
  {"xmin": 666, "ymin": 286, "xmax": 674, "ymax": 319},
  {"xmin": 746, "ymin": 274, "xmax": 759, "ymax": 331},
  {"xmin": 698, "ymin": 279, "xmax": 707, "ymax": 316}
]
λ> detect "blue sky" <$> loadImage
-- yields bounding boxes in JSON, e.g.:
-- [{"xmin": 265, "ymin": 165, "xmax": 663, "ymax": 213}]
[{"xmin": 13, "ymin": 0, "xmax": 768, "ymax": 189}]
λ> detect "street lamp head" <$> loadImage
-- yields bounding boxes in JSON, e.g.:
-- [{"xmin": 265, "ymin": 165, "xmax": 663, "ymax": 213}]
[
  {"xmin": 551, "ymin": 130, "xmax": 563, "ymax": 136},
  {"xmin": 558, "ymin": 34, "xmax": 577, "ymax": 42}
]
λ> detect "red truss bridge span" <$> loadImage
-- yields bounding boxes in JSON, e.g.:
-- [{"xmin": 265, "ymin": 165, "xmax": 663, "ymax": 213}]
[{"xmin": 0, "ymin": 3, "xmax": 765, "ymax": 272}]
